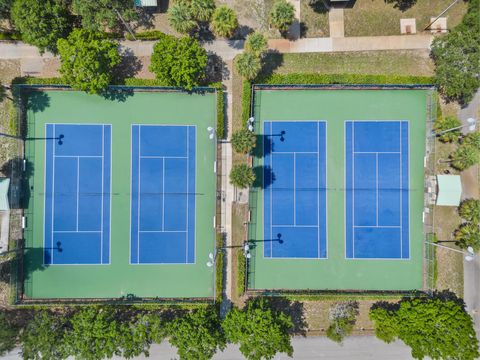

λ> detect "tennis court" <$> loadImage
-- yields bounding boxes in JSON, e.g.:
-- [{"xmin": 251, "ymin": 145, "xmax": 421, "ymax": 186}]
[
  {"xmin": 44, "ymin": 124, "xmax": 111, "ymax": 265},
  {"xmin": 248, "ymin": 88, "xmax": 430, "ymax": 291},
  {"xmin": 130, "ymin": 125, "xmax": 196, "ymax": 264},
  {"xmin": 263, "ymin": 121, "xmax": 327, "ymax": 258},
  {"xmin": 345, "ymin": 121, "xmax": 409, "ymax": 259},
  {"xmin": 23, "ymin": 89, "xmax": 217, "ymax": 299}
]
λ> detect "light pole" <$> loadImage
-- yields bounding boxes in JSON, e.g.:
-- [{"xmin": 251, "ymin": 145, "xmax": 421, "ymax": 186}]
[
  {"xmin": 206, "ymin": 242, "xmax": 251, "ymax": 267},
  {"xmin": 432, "ymin": 118, "xmax": 477, "ymax": 137},
  {"xmin": 426, "ymin": 242, "xmax": 476, "ymax": 261},
  {"xmin": 207, "ymin": 126, "xmax": 215, "ymax": 140}
]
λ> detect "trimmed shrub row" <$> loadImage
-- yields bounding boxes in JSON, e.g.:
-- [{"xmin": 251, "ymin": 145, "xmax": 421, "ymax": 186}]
[
  {"xmin": 256, "ymin": 73, "xmax": 434, "ymax": 85},
  {"xmin": 126, "ymin": 30, "xmax": 167, "ymax": 41}
]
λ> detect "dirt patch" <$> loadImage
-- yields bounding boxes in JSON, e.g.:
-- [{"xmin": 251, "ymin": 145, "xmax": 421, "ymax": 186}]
[{"xmin": 231, "ymin": 202, "xmax": 248, "ymax": 307}]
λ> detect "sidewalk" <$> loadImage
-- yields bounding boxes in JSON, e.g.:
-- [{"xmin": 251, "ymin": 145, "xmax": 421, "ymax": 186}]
[{"xmin": 0, "ymin": 34, "xmax": 433, "ymax": 62}]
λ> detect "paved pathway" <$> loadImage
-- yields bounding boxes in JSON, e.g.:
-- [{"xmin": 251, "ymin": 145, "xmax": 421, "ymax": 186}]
[
  {"xmin": 329, "ymin": 8, "xmax": 345, "ymax": 38},
  {"xmin": 457, "ymin": 88, "xmax": 480, "ymax": 337},
  {"xmin": 2, "ymin": 336, "xmax": 414, "ymax": 359},
  {"xmin": 220, "ymin": 60, "xmax": 235, "ymax": 317}
]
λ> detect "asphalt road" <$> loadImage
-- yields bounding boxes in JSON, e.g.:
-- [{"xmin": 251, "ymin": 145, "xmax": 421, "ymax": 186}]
[{"xmin": 1, "ymin": 336, "xmax": 413, "ymax": 360}]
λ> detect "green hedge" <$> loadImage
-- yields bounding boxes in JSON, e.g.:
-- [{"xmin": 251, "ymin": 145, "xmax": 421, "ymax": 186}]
[
  {"xmin": 216, "ymin": 87, "xmax": 225, "ymax": 138},
  {"xmin": 256, "ymin": 73, "xmax": 434, "ymax": 85},
  {"xmin": 0, "ymin": 32, "xmax": 22, "ymax": 41},
  {"xmin": 240, "ymin": 73, "xmax": 434, "ymax": 128},
  {"xmin": 241, "ymin": 80, "xmax": 251, "ymax": 129},
  {"xmin": 126, "ymin": 31, "xmax": 167, "ymax": 41},
  {"xmin": 215, "ymin": 233, "xmax": 223, "ymax": 302},
  {"xmin": 237, "ymin": 250, "xmax": 246, "ymax": 296}
]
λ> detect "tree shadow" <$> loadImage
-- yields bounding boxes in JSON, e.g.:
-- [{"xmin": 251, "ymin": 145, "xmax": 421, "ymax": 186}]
[
  {"xmin": 205, "ymin": 52, "xmax": 230, "ymax": 84},
  {"xmin": 309, "ymin": 0, "xmax": 330, "ymax": 13},
  {"xmin": 133, "ymin": 7, "xmax": 155, "ymax": 30},
  {"xmin": 257, "ymin": 50, "xmax": 284, "ymax": 81},
  {"xmin": 0, "ymin": 157, "xmax": 34, "ymax": 209},
  {"xmin": 385, "ymin": 0, "xmax": 417, "ymax": 11},
  {"xmin": 193, "ymin": 23, "xmax": 215, "ymax": 44},
  {"xmin": 232, "ymin": 25, "xmax": 254, "ymax": 40},
  {"xmin": 25, "ymin": 90, "xmax": 50, "ymax": 113},
  {"xmin": 112, "ymin": 48, "xmax": 143, "ymax": 83}
]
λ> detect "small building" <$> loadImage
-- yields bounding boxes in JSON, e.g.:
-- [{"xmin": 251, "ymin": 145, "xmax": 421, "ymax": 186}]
[
  {"xmin": 134, "ymin": 0, "xmax": 157, "ymax": 6},
  {"xmin": 436, "ymin": 175, "xmax": 462, "ymax": 206}
]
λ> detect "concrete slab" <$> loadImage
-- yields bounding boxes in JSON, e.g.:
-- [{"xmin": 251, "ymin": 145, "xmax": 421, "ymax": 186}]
[
  {"xmin": 429, "ymin": 17, "xmax": 447, "ymax": 33},
  {"xmin": 329, "ymin": 8, "xmax": 345, "ymax": 38},
  {"xmin": 400, "ymin": 18, "xmax": 417, "ymax": 34}
]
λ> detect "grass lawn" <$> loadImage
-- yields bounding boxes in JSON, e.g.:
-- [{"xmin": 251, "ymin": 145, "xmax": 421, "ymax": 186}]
[
  {"xmin": 344, "ymin": 0, "xmax": 468, "ymax": 36},
  {"xmin": 301, "ymin": 0, "xmax": 330, "ymax": 38},
  {"xmin": 0, "ymin": 60, "xmax": 21, "ymax": 307},
  {"xmin": 260, "ymin": 50, "xmax": 434, "ymax": 77}
]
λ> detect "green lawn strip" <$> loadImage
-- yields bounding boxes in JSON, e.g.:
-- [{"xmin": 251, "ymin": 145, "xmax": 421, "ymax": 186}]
[
  {"xmin": 300, "ymin": 0, "xmax": 329, "ymax": 38},
  {"xmin": 259, "ymin": 51, "xmax": 434, "ymax": 78},
  {"xmin": 344, "ymin": 0, "xmax": 468, "ymax": 37}
]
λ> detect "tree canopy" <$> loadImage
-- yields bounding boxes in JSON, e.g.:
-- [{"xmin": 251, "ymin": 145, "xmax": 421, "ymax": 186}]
[
  {"xmin": 451, "ymin": 144, "xmax": 480, "ymax": 170},
  {"xmin": 235, "ymin": 52, "xmax": 262, "ymax": 81},
  {"xmin": 458, "ymin": 198, "xmax": 480, "ymax": 223},
  {"xmin": 11, "ymin": 0, "xmax": 72, "ymax": 53},
  {"xmin": 149, "ymin": 35, "xmax": 208, "ymax": 90},
  {"xmin": 222, "ymin": 298, "xmax": 294, "ymax": 360},
  {"xmin": 211, "ymin": 6, "xmax": 238, "ymax": 38},
  {"xmin": 57, "ymin": 29, "xmax": 121, "ymax": 94},
  {"xmin": 229, "ymin": 164, "xmax": 255, "ymax": 189},
  {"xmin": 72, "ymin": 0, "xmax": 138, "ymax": 32},
  {"xmin": 455, "ymin": 222, "xmax": 480, "ymax": 251},
  {"xmin": 434, "ymin": 115, "xmax": 461, "ymax": 143},
  {"xmin": 269, "ymin": 0, "xmax": 295, "ymax": 33},
  {"xmin": 168, "ymin": 1, "xmax": 197, "ymax": 34},
  {"xmin": 231, "ymin": 129, "xmax": 257, "ymax": 154},
  {"xmin": 0, "ymin": 0, "xmax": 13, "ymax": 20},
  {"xmin": 0, "ymin": 312, "xmax": 17, "ymax": 356},
  {"xmin": 21, "ymin": 311, "xmax": 68, "ymax": 360},
  {"xmin": 168, "ymin": 307, "xmax": 226, "ymax": 360},
  {"xmin": 370, "ymin": 294, "xmax": 479, "ymax": 360},
  {"xmin": 430, "ymin": 0, "xmax": 480, "ymax": 104},
  {"xmin": 245, "ymin": 32, "xmax": 268, "ymax": 57}
]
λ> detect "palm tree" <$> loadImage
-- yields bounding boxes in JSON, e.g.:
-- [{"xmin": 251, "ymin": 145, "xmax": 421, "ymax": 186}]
[
  {"xmin": 168, "ymin": 2, "xmax": 196, "ymax": 34},
  {"xmin": 245, "ymin": 31, "xmax": 268, "ymax": 57},
  {"xmin": 235, "ymin": 52, "xmax": 262, "ymax": 81},
  {"xmin": 211, "ymin": 6, "xmax": 238, "ymax": 38},
  {"xmin": 462, "ymin": 131, "xmax": 480, "ymax": 151},
  {"xmin": 269, "ymin": 0, "xmax": 295, "ymax": 33},
  {"xmin": 434, "ymin": 116, "xmax": 461, "ymax": 143},
  {"xmin": 232, "ymin": 129, "xmax": 257, "ymax": 154},
  {"xmin": 229, "ymin": 164, "xmax": 255, "ymax": 188},
  {"xmin": 454, "ymin": 223, "xmax": 480, "ymax": 251},
  {"xmin": 451, "ymin": 145, "xmax": 480, "ymax": 170},
  {"xmin": 191, "ymin": 0, "xmax": 216, "ymax": 22},
  {"xmin": 458, "ymin": 198, "xmax": 480, "ymax": 222}
]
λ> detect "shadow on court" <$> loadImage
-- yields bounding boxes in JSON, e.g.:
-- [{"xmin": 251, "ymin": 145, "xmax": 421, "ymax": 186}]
[
  {"xmin": 252, "ymin": 165, "xmax": 275, "ymax": 189},
  {"xmin": 25, "ymin": 90, "xmax": 50, "ymax": 113},
  {"xmin": 0, "ymin": 157, "xmax": 34, "ymax": 210}
]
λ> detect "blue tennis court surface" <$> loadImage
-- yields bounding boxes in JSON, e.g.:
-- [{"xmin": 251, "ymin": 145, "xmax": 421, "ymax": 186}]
[
  {"xmin": 44, "ymin": 124, "xmax": 111, "ymax": 265},
  {"xmin": 263, "ymin": 121, "xmax": 327, "ymax": 258},
  {"xmin": 130, "ymin": 125, "xmax": 196, "ymax": 264},
  {"xmin": 345, "ymin": 121, "xmax": 409, "ymax": 259}
]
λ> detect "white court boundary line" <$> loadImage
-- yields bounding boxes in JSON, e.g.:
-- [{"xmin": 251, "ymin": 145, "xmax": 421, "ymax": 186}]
[
  {"xmin": 43, "ymin": 123, "xmax": 111, "ymax": 266},
  {"xmin": 263, "ymin": 120, "xmax": 328, "ymax": 260},
  {"xmin": 129, "ymin": 124, "xmax": 197, "ymax": 265},
  {"xmin": 345, "ymin": 120, "xmax": 411, "ymax": 261}
]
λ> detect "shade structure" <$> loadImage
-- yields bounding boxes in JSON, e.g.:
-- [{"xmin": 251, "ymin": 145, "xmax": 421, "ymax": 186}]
[
  {"xmin": 436, "ymin": 175, "xmax": 462, "ymax": 206},
  {"xmin": 134, "ymin": 0, "xmax": 157, "ymax": 6},
  {"xmin": 0, "ymin": 178, "xmax": 9, "ymax": 211}
]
